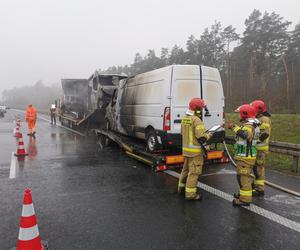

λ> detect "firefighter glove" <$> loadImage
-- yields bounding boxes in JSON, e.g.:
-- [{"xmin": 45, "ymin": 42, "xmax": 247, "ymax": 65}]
[
  {"xmin": 197, "ymin": 136, "xmax": 207, "ymax": 144},
  {"xmin": 259, "ymin": 132, "xmax": 269, "ymax": 142}
]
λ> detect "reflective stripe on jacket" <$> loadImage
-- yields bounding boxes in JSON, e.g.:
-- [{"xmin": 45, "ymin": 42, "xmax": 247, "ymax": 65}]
[
  {"xmin": 257, "ymin": 115, "xmax": 271, "ymax": 151},
  {"xmin": 181, "ymin": 114, "xmax": 210, "ymax": 157}
]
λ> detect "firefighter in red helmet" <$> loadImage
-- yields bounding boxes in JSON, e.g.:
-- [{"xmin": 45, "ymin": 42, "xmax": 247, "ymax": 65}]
[
  {"xmin": 178, "ymin": 98, "xmax": 212, "ymax": 201},
  {"xmin": 228, "ymin": 104, "xmax": 260, "ymax": 206},
  {"xmin": 250, "ymin": 100, "xmax": 271, "ymax": 196}
]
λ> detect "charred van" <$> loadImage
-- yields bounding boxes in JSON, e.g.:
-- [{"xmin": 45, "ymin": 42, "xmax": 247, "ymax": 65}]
[{"xmin": 106, "ymin": 65, "xmax": 225, "ymax": 152}]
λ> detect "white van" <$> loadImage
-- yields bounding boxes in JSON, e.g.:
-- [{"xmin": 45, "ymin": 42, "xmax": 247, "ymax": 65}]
[{"xmin": 106, "ymin": 65, "xmax": 225, "ymax": 152}]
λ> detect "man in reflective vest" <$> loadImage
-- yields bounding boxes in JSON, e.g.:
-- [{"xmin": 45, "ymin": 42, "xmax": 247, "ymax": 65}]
[
  {"xmin": 250, "ymin": 100, "xmax": 271, "ymax": 196},
  {"xmin": 50, "ymin": 104, "xmax": 57, "ymax": 125},
  {"xmin": 228, "ymin": 104, "xmax": 259, "ymax": 206},
  {"xmin": 25, "ymin": 104, "xmax": 37, "ymax": 136},
  {"xmin": 178, "ymin": 98, "xmax": 212, "ymax": 201}
]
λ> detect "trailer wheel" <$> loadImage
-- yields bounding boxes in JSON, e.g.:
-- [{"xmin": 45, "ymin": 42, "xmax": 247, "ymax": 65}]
[{"xmin": 146, "ymin": 130, "xmax": 159, "ymax": 153}]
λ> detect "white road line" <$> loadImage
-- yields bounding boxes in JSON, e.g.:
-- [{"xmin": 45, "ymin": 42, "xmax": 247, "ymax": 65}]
[
  {"xmin": 9, "ymin": 152, "xmax": 17, "ymax": 179},
  {"xmin": 165, "ymin": 170, "xmax": 300, "ymax": 234},
  {"xmin": 37, "ymin": 115, "xmax": 85, "ymax": 136}
]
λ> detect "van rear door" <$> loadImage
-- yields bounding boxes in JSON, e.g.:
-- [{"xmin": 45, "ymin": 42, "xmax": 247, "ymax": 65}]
[
  {"xmin": 170, "ymin": 65, "xmax": 202, "ymax": 134},
  {"xmin": 201, "ymin": 66, "xmax": 224, "ymax": 129}
]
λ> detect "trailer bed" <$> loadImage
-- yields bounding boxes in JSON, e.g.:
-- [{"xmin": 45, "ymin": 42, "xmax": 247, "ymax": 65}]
[{"xmin": 94, "ymin": 129, "xmax": 228, "ymax": 171}]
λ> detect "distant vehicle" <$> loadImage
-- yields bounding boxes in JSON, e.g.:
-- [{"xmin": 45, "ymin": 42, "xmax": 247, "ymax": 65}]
[
  {"xmin": 60, "ymin": 78, "xmax": 89, "ymax": 120},
  {"xmin": 106, "ymin": 65, "xmax": 225, "ymax": 152},
  {"xmin": 58, "ymin": 73, "xmax": 127, "ymax": 129},
  {"xmin": 0, "ymin": 105, "xmax": 7, "ymax": 113}
]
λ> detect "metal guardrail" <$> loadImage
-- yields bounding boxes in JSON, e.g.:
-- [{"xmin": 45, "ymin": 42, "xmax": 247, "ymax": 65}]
[{"xmin": 225, "ymin": 136, "xmax": 300, "ymax": 173}]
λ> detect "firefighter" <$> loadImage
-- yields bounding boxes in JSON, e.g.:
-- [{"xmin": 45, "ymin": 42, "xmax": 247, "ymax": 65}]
[
  {"xmin": 228, "ymin": 104, "xmax": 259, "ymax": 206},
  {"xmin": 50, "ymin": 104, "xmax": 56, "ymax": 125},
  {"xmin": 25, "ymin": 104, "xmax": 37, "ymax": 137},
  {"xmin": 250, "ymin": 100, "xmax": 271, "ymax": 196},
  {"xmin": 178, "ymin": 98, "xmax": 212, "ymax": 201}
]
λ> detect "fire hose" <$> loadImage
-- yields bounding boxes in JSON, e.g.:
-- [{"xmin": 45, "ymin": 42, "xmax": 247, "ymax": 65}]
[{"xmin": 222, "ymin": 141, "xmax": 300, "ymax": 198}]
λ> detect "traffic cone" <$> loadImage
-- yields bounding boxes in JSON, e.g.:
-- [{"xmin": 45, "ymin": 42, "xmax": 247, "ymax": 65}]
[
  {"xmin": 15, "ymin": 188, "xmax": 48, "ymax": 250},
  {"xmin": 14, "ymin": 126, "xmax": 22, "ymax": 138},
  {"xmin": 16, "ymin": 118, "xmax": 21, "ymax": 127},
  {"xmin": 15, "ymin": 134, "xmax": 28, "ymax": 157},
  {"xmin": 14, "ymin": 117, "xmax": 21, "ymax": 137}
]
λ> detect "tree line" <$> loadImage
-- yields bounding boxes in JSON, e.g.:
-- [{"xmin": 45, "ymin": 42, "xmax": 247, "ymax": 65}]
[
  {"xmin": 100, "ymin": 9, "xmax": 300, "ymax": 113},
  {"xmin": 1, "ymin": 81, "xmax": 61, "ymax": 112}
]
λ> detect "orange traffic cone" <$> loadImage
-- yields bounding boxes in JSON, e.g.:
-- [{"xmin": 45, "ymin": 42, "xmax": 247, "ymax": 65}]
[
  {"xmin": 14, "ymin": 126, "xmax": 22, "ymax": 138},
  {"xmin": 15, "ymin": 134, "xmax": 28, "ymax": 157},
  {"xmin": 16, "ymin": 188, "xmax": 48, "ymax": 250},
  {"xmin": 16, "ymin": 118, "xmax": 21, "ymax": 127},
  {"xmin": 14, "ymin": 118, "xmax": 21, "ymax": 137}
]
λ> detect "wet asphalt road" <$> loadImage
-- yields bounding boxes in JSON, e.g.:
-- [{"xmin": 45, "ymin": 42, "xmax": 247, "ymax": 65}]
[{"xmin": 0, "ymin": 110, "xmax": 300, "ymax": 249}]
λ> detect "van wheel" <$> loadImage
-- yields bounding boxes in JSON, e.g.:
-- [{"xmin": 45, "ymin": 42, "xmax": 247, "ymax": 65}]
[{"xmin": 146, "ymin": 130, "xmax": 159, "ymax": 153}]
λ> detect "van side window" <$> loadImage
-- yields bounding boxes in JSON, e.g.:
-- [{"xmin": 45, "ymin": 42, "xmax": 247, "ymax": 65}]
[{"xmin": 93, "ymin": 77, "xmax": 98, "ymax": 91}]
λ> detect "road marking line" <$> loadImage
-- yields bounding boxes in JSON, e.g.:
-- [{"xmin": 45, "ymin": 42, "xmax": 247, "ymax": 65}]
[
  {"xmin": 37, "ymin": 115, "xmax": 85, "ymax": 136},
  {"xmin": 165, "ymin": 170, "xmax": 300, "ymax": 234},
  {"xmin": 9, "ymin": 152, "xmax": 17, "ymax": 179}
]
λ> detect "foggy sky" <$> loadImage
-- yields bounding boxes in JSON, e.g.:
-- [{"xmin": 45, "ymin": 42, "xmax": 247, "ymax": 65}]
[{"xmin": 0, "ymin": 0, "xmax": 299, "ymax": 93}]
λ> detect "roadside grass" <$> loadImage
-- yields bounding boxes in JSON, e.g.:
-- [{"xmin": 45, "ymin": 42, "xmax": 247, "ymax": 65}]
[{"xmin": 225, "ymin": 113, "xmax": 300, "ymax": 173}]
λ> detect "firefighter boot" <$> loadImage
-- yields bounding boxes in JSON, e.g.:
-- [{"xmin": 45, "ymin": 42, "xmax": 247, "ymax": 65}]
[
  {"xmin": 178, "ymin": 186, "xmax": 185, "ymax": 196},
  {"xmin": 252, "ymin": 189, "xmax": 265, "ymax": 197},
  {"xmin": 233, "ymin": 193, "xmax": 240, "ymax": 199},
  {"xmin": 232, "ymin": 198, "xmax": 250, "ymax": 207},
  {"xmin": 186, "ymin": 193, "xmax": 202, "ymax": 201}
]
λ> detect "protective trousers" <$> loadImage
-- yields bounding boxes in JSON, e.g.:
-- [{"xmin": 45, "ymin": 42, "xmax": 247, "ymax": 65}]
[
  {"xmin": 253, "ymin": 151, "xmax": 267, "ymax": 191},
  {"xmin": 236, "ymin": 160, "xmax": 254, "ymax": 203},
  {"xmin": 178, "ymin": 155, "xmax": 203, "ymax": 199},
  {"xmin": 27, "ymin": 119, "xmax": 36, "ymax": 134}
]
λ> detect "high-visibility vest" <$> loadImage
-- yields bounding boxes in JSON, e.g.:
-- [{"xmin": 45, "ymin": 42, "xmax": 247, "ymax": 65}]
[
  {"xmin": 181, "ymin": 114, "xmax": 209, "ymax": 157},
  {"xmin": 256, "ymin": 115, "xmax": 271, "ymax": 151},
  {"xmin": 26, "ymin": 107, "xmax": 37, "ymax": 120}
]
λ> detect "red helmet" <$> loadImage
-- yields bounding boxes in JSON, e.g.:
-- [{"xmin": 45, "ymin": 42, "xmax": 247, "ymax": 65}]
[
  {"xmin": 236, "ymin": 104, "xmax": 256, "ymax": 120},
  {"xmin": 189, "ymin": 98, "xmax": 206, "ymax": 111},
  {"xmin": 250, "ymin": 100, "xmax": 267, "ymax": 114}
]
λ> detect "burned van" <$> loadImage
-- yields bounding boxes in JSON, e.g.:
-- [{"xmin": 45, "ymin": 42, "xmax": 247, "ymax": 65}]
[
  {"xmin": 88, "ymin": 71, "xmax": 127, "ymax": 110},
  {"xmin": 106, "ymin": 65, "xmax": 225, "ymax": 152}
]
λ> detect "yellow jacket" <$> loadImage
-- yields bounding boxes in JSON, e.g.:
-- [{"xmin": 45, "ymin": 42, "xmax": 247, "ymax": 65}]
[
  {"xmin": 181, "ymin": 113, "xmax": 211, "ymax": 157},
  {"xmin": 257, "ymin": 115, "xmax": 271, "ymax": 152}
]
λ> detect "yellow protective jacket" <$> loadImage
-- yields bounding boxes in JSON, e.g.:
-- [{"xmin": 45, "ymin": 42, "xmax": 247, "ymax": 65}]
[
  {"xmin": 181, "ymin": 113, "xmax": 211, "ymax": 157},
  {"xmin": 257, "ymin": 115, "xmax": 271, "ymax": 152},
  {"xmin": 233, "ymin": 122, "xmax": 257, "ymax": 165}
]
